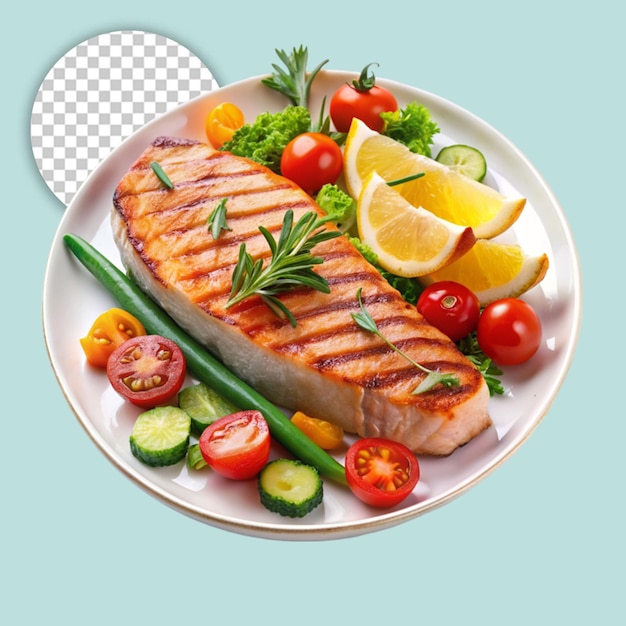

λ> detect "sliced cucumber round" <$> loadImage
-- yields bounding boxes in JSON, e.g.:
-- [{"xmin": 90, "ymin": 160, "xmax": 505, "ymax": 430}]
[
  {"xmin": 258, "ymin": 459, "xmax": 323, "ymax": 518},
  {"xmin": 130, "ymin": 406, "xmax": 191, "ymax": 467},
  {"xmin": 178, "ymin": 382, "xmax": 239, "ymax": 436},
  {"xmin": 435, "ymin": 144, "xmax": 487, "ymax": 182}
]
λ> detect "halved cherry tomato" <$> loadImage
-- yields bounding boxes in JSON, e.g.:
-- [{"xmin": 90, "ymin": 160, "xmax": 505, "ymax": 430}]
[
  {"xmin": 205, "ymin": 102, "xmax": 245, "ymax": 148},
  {"xmin": 345, "ymin": 437, "xmax": 420, "ymax": 508},
  {"xmin": 199, "ymin": 410, "xmax": 271, "ymax": 480},
  {"xmin": 106, "ymin": 335, "xmax": 186, "ymax": 408},
  {"xmin": 280, "ymin": 132, "xmax": 343, "ymax": 195},
  {"xmin": 417, "ymin": 281, "xmax": 481, "ymax": 341},
  {"xmin": 80, "ymin": 308, "xmax": 146, "ymax": 368},
  {"xmin": 330, "ymin": 63, "xmax": 398, "ymax": 133},
  {"xmin": 290, "ymin": 411, "xmax": 344, "ymax": 450},
  {"xmin": 477, "ymin": 298, "xmax": 542, "ymax": 366}
]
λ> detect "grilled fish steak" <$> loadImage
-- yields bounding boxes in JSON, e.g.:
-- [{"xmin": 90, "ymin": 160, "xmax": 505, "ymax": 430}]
[{"xmin": 112, "ymin": 136, "xmax": 491, "ymax": 455}]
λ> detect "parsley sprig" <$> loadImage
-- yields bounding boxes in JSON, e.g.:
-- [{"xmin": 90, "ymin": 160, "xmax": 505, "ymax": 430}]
[
  {"xmin": 225, "ymin": 210, "xmax": 341, "ymax": 327},
  {"xmin": 351, "ymin": 288, "xmax": 460, "ymax": 394}
]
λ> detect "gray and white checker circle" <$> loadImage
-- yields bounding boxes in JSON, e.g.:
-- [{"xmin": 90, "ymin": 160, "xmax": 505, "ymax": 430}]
[{"xmin": 31, "ymin": 30, "xmax": 219, "ymax": 206}]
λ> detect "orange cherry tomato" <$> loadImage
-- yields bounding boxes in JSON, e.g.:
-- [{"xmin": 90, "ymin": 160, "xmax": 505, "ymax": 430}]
[
  {"xmin": 80, "ymin": 308, "xmax": 146, "ymax": 368},
  {"xmin": 290, "ymin": 411, "xmax": 344, "ymax": 450},
  {"xmin": 205, "ymin": 102, "xmax": 245, "ymax": 148}
]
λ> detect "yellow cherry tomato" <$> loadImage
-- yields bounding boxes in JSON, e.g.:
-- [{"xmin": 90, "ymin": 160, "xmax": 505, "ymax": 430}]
[
  {"xmin": 290, "ymin": 411, "xmax": 344, "ymax": 450},
  {"xmin": 80, "ymin": 308, "xmax": 146, "ymax": 368},
  {"xmin": 204, "ymin": 102, "xmax": 244, "ymax": 148}
]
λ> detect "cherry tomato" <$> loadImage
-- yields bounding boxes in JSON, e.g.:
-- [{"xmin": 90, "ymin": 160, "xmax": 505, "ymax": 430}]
[
  {"xmin": 80, "ymin": 308, "xmax": 146, "ymax": 368},
  {"xmin": 199, "ymin": 410, "xmax": 271, "ymax": 480},
  {"xmin": 106, "ymin": 335, "xmax": 186, "ymax": 408},
  {"xmin": 291, "ymin": 411, "xmax": 344, "ymax": 450},
  {"xmin": 417, "ymin": 281, "xmax": 480, "ymax": 341},
  {"xmin": 345, "ymin": 437, "xmax": 420, "ymax": 508},
  {"xmin": 330, "ymin": 63, "xmax": 398, "ymax": 133},
  {"xmin": 205, "ymin": 102, "xmax": 244, "ymax": 148},
  {"xmin": 477, "ymin": 298, "xmax": 542, "ymax": 366},
  {"xmin": 280, "ymin": 132, "xmax": 343, "ymax": 195}
]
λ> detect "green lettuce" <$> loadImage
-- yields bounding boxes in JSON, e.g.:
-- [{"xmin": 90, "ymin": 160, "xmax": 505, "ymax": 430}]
[
  {"xmin": 315, "ymin": 184, "xmax": 356, "ymax": 233},
  {"xmin": 381, "ymin": 101, "xmax": 440, "ymax": 157},
  {"xmin": 221, "ymin": 106, "xmax": 311, "ymax": 173},
  {"xmin": 346, "ymin": 235, "xmax": 423, "ymax": 306}
]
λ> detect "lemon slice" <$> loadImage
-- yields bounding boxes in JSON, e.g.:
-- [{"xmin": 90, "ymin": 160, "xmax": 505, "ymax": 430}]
[
  {"xmin": 344, "ymin": 119, "xmax": 526, "ymax": 239},
  {"xmin": 420, "ymin": 238, "xmax": 549, "ymax": 306},
  {"xmin": 357, "ymin": 171, "xmax": 476, "ymax": 277}
]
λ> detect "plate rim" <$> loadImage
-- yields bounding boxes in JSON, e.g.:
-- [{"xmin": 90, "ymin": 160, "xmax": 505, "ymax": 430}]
[{"xmin": 42, "ymin": 71, "xmax": 583, "ymax": 541}]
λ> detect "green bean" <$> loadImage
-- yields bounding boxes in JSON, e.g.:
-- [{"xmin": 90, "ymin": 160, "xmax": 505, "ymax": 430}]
[{"xmin": 63, "ymin": 233, "xmax": 348, "ymax": 486}]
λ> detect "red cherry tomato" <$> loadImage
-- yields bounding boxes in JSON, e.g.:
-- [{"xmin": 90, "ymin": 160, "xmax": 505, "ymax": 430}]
[
  {"xmin": 199, "ymin": 411, "xmax": 271, "ymax": 480},
  {"xmin": 417, "ymin": 281, "xmax": 481, "ymax": 341},
  {"xmin": 477, "ymin": 298, "xmax": 542, "ymax": 366},
  {"xmin": 345, "ymin": 437, "xmax": 420, "ymax": 508},
  {"xmin": 330, "ymin": 63, "xmax": 398, "ymax": 133},
  {"xmin": 280, "ymin": 132, "xmax": 343, "ymax": 195},
  {"xmin": 106, "ymin": 335, "xmax": 186, "ymax": 408}
]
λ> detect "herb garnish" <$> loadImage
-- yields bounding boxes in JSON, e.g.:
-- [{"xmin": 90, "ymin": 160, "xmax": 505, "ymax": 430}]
[
  {"xmin": 226, "ymin": 210, "xmax": 341, "ymax": 327},
  {"xmin": 456, "ymin": 333, "xmax": 505, "ymax": 397},
  {"xmin": 150, "ymin": 161, "xmax": 174, "ymax": 189},
  {"xmin": 387, "ymin": 172, "xmax": 425, "ymax": 187},
  {"xmin": 207, "ymin": 198, "xmax": 232, "ymax": 240},
  {"xmin": 261, "ymin": 46, "xmax": 328, "ymax": 108},
  {"xmin": 351, "ymin": 288, "xmax": 460, "ymax": 394}
]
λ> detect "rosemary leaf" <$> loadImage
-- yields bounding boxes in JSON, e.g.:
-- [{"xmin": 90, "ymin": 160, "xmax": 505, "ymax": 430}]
[
  {"xmin": 150, "ymin": 161, "xmax": 174, "ymax": 189},
  {"xmin": 207, "ymin": 198, "xmax": 232, "ymax": 240},
  {"xmin": 387, "ymin": 172, "xmax": 425, "ymax": 187}
]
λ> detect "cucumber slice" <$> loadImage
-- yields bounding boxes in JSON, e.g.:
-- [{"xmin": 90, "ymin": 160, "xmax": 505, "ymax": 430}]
[
  {"xmin": 130, "ymin": 406, "xmax": 191, "ymax": 467},
  {"xmin": 435, "ymin": 144, "xmax": 487, "ymax": 182},
  {"xmin": 186, "ymin": 443, "xmax": 208, "ymax": 470},
  {"xmin": 178, "ymin": 382, "xmax": 239, "ymax": 436},
  {"xmin": 258, "ymin": 459, "xmax": 323, "ymax": 518}
]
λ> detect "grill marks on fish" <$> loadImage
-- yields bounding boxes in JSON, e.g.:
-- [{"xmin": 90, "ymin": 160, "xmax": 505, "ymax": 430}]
[
  {"xmin": 112, "ymin": 136, "xmax": 492, "ymax": 455},
  {"xmin": 116, "ymin": 148, "xmax": 311, "ymax": 299}
]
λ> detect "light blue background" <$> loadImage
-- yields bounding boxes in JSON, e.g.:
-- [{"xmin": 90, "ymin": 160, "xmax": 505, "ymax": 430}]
[{"xmin": 3, "ymin": 1, "xmax": 621, "ymax": 623}]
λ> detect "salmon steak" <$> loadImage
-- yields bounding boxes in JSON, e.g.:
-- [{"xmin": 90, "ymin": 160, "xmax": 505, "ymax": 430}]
[{"xmin": 111, "ymin": 136, "xmax": 491, "ymax": 456}]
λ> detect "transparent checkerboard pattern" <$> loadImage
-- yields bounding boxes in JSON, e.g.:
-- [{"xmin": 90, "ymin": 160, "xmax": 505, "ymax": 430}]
[{"xmin": 31, "ymin": 30, "xmax": 218, "ymax": 206}]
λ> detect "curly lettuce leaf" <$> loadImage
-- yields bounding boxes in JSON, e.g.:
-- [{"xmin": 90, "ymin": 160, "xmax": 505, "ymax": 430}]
[
  {"xmin": 221, "ymin": 106, "xmax": 311, "ymax": 173},
  {"xmin": 381, "ymin": 101, "xmax": 440, "ymax": 157},
  {"xmin": 315, "ymin": 184, "xmax": 356, "ymax": 233}
]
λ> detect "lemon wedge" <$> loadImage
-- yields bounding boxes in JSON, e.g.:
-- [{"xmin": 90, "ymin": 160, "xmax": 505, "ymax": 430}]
[
  {"xmin": 357, "ymin": 171, "xmax": 476, "ymax": 277},
  {"xmin": 420, "ymin": 238, "xmax": 549, "ymax": 306},
  {"xmin": 344, "ymin": 119, "xmax": 526, "ymax": 239}
]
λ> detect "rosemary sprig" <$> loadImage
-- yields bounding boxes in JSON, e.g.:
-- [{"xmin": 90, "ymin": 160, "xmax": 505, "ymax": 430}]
[
  {"xmin": 351, "ymin": 288, "xmax": 460, "ymax": 394},
  {"xmin": 261, "ymin": 46, "xmax": 329, "ymax": 108},
  {"xmin": 207, "ymin": 198, "xmax": 232, "ymax": 240},
  {"xmin": 150, "ymin": 161, "xmax": 174, "ymax": 189},
  {"xmin": 226, "ymin": 210, "xmax": 341, "ymax": 327}
]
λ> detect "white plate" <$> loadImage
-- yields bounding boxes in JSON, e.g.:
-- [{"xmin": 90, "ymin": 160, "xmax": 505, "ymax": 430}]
[{"xmin": 43, "ymin": 71, "xmax": 582, "ymax": 541}]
